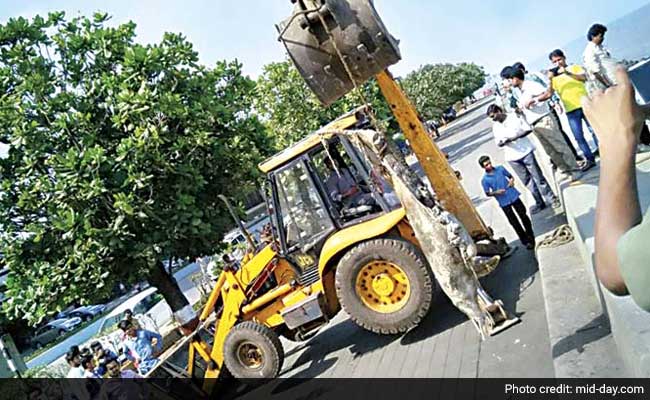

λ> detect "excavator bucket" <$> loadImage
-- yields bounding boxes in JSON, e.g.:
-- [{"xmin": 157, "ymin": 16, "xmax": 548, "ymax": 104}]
[
  {"xmin": 277, "ymin": 0, "xmax": 401, "ymax": 106},
  {"xmin": 477, "ymin": 286, "xmax": 521, "ymax": 336}
]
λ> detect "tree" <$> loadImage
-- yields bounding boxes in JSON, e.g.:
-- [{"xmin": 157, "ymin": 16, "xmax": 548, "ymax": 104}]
[
  {"xmin": 401, "ymin": 62, "xmax": 486, "ymax": 120},
  {"xmin": 254, "ymin": 60, "xmax": 393, "ymax": 148},
  {"xmin": 0, "ymin": 13, "xmax": 272, "ymax": 326}
]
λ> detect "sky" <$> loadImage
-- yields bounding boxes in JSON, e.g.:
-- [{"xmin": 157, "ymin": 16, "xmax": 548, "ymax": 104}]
[{"xmin": 0, "ymin": 0, "xmax": 649, "ymax": 80}]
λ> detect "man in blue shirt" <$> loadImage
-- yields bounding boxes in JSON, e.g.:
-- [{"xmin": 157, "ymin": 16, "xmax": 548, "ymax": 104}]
[
  {"xmin": 480, "ymin": 155, "xmax": 535, "ymax": 249},
  {"xmin": 118, "ymin": 319, "xmax": 163, "ymax": 375}
]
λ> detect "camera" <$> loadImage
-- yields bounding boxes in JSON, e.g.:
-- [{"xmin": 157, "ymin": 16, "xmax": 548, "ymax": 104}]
[{"xmin": 549, "ymin": 67, "xmax": 562, "ymax": 77}]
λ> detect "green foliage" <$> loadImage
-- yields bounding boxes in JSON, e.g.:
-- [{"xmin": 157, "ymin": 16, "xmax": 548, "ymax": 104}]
[
  {"xmin": 254, "ymin": 60, "xmax": 393, "ymax": 148},
  {"xmin": 0, "ymin": 13, "xmax": 273, "ymax": 325},
  {"xmin": 23, "ymin": 363, "xmax": 67, "ymax": 378},
  {"xmin": 401, "ymin": 62, "xmax": 486, "ymax": 120}
]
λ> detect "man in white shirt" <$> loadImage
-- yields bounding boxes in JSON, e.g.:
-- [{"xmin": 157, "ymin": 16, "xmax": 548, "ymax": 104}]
[
  {"xmin": 487, "ymin": 104, "xmax": 560, "ymax": 213},
  {"xmin": 507, "ymin": 67, "xmax": 580, "ymax": 181},
  {"xmin": 583, "ymin": 23, "xmax": 650, "ymax": 149},
  {"xmin": 499, "ymin": 67, "xmax": 520, "ymax": 114},
  {"xmin": 583, "ymin": 23, "xmax": 617, "ymax": 93},
  {"xmin": 65, "ymin": 346, "xmax": 84, "ymax": 378}
]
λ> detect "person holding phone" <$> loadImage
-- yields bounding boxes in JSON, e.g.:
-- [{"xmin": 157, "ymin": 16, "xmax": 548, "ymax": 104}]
[
  {"xmin": 585, "ymin": 67, "xmax": 650, "ymax": 311},
  {"xmin": 544, "ymin": 49, "xmax": 599, "ymax": 171}
]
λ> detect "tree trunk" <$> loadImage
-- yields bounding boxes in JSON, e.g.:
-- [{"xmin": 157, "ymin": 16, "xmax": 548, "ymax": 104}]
[{"xmin": 148, "ymin": 261, "xmax": 198, "ymax": 335}]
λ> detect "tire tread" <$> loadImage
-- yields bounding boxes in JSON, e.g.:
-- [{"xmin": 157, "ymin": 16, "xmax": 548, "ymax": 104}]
[
  {"xmin": 223, "ymin": 321, "xmax": 284, "ymax": 379},
  {"xmin": 334, "ymin": 238, "xmax": 435, "ymax": 334}
]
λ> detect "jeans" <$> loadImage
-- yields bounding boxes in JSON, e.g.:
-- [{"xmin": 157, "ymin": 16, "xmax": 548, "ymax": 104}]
[
  {"xmin": 566, "ymin": 108, "xmax": 599, "ymax": 163},
  {"xmin": 502, "ymin": 198, "xmax": 535, "ymax": 245},
  {"xmin": 508, "ymin": 152, "xmax": 557, "ymax": 208}
]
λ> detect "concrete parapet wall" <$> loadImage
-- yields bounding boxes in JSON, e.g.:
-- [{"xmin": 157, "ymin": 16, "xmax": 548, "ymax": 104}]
[{"xmin": 562, "ymin": 154, "xmax": 650, "ymax": 378}]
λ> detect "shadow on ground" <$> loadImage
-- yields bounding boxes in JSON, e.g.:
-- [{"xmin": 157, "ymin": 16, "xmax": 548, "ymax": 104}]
[
  {"xmin": 443, "ymin": 127, "xmax": 493, "ymax": 163},
  {"xmin": 470, "ymin": 195, "xmax": 490, "ymax": 208},
  {"xmin": 551, "ymin": 313, "xmax": 612, "ymax": 358},
  {"xmin": 441, "ymin": 112, "xmax": 489, "ymax": 139},
  {"xmin": 280, "ymin": 318, "xmax": 401, "ymax": 378}
]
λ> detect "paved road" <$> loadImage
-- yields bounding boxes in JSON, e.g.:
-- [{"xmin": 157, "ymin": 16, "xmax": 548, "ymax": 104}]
[{"xmin": 276, "ymin": 100, "xmax": 556, "ymax": 381}]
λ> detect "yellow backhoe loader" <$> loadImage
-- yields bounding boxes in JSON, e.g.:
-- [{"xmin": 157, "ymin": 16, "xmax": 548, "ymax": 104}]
[{"xmin": 151, "ymin": 0, "xmax": 520, "ymax": 394}]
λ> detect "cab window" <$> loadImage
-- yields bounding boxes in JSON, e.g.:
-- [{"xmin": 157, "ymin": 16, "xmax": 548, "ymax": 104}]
[{"xmin": 274, "ymin": 160, "xmax": 334, "ymax": 254}]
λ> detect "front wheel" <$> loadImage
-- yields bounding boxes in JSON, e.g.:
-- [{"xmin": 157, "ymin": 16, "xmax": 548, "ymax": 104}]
[
  {"xmin": 335, "ymin": 238, "xmax": 435, "ymax": 335},
  {"xmin": 223, "ymin": 321, "xmax": 284, "ymax": 379}
]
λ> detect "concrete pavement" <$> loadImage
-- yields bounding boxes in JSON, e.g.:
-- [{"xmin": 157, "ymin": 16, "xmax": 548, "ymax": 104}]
[{"xmin": 535, "ymin": 203, "xmax": 626, "ymax": 378}]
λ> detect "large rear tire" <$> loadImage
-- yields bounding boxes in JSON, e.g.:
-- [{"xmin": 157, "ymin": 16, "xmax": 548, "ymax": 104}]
[
  {"xmin": 335, "ymin": 238, "xmax": 435, "ymax": 334},
  {"xmin": 223, "ymin": 321, "xmax": 284, "ymax": 379}
]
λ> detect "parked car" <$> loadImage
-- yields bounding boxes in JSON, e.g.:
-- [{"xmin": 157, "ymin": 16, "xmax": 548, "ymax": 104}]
[
  {"xmin": 57, "ymin": 304, "xmax": 107, "ymax": 321},
  {"xmin": 29, "ymin": 317, "xmax": 83, "ymax": 349},
  {"xmin": 442, "ymin": 106, "xmax": 457, "ymax": 122},
  {"xmin": 391, "ymin": 132, "xmax": 412, "ymax": 156},
  {"xmin": 77, "ymin": 304, "xmax": 107, "ymax": 318}
]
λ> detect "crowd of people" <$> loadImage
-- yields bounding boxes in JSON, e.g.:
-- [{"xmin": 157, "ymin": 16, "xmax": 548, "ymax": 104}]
[
  {"xmin": 64, "ymin": 308, "xmax": 163, "ymax": 380},
  {"xmin": 486, "ymin": 22, "xmax": 650, "ymax": 312}
]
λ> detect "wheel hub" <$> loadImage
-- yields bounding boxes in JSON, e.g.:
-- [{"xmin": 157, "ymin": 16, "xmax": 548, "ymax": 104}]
[
  {"xmin": 372, "ymin": 273, "xmax": 395, "ymax": 296},
  {"xmin": 236, "ymin": 342, "xmax": 264, "ymax": 369},
  {"xmin": 355, "ymin": 261, "xmax": 411, "ymax": 313}
]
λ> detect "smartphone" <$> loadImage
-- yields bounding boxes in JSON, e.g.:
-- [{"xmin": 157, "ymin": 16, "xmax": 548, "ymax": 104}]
[{"xmin": 628, "ymin": 59, "xmax": 650, "ymax": 105}]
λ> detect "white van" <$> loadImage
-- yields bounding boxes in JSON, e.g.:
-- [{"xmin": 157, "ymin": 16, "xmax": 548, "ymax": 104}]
[
  {"xmin": 95, "ymin": 288, "xmax": 173, "ymax": 354},
  {"xmin": 222, "ymin": 229, "xmax": 249, "ymax": 261}
]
